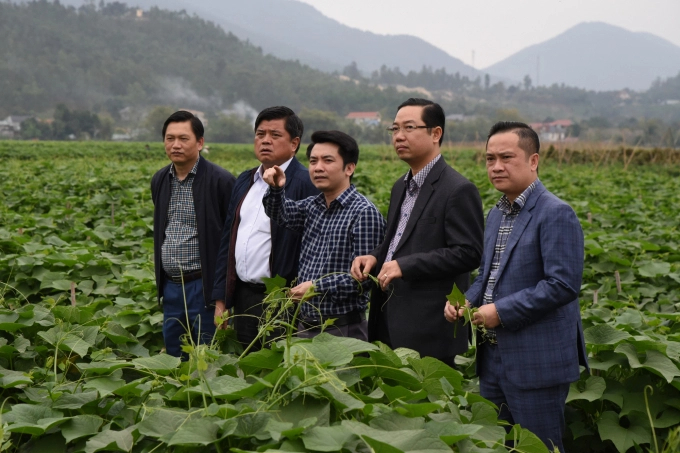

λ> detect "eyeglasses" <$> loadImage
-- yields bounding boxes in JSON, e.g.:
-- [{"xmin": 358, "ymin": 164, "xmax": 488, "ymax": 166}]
[{"xmin": 386, "ymin": 125, "xmax": 430, "ymax": 135}]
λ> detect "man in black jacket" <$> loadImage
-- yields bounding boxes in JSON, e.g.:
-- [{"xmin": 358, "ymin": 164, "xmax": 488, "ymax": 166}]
[
  {"xmin": 151, "ymin": 110, "xmax": 235, "ymax": 358},
  {"xmin": 352, "ymin": 99, "xmax": 483, "ymax": 368},
  {"xmin": 212, "ymin": 106, "xmax": 318, "ymax": 351}
]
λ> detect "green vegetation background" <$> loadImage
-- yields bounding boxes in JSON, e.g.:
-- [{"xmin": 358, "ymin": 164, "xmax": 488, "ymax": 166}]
[{"xmin": 1, "ymin": 142, "xmax": 680, "ymax": 452}]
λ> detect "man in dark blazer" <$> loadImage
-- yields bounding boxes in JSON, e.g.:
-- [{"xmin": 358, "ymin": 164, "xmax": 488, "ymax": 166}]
[
  {"xmin": 352, "ymin": 98, "xmax": 484, "ymax": 368},
  {"xmin": 151, "ymin": 110, "xmax": 235, "ymax": 358},
  {"xmin": 212, "ymin": 106, "xmax": 318, "ymax": 351},
  {"xmin": 445, "ymin": 121, "xmax": 588, "ymax": 452}
]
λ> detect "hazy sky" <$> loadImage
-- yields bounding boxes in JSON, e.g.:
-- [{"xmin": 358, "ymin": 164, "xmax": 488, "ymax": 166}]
[{"xmin": 297, "ymin": 0, "xmax": 680, "ymax": 69}]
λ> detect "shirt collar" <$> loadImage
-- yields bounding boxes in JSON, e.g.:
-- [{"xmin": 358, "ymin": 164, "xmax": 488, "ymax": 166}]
[
  {"xmin": 313, "ymin": 184, "xmax": 357, "ymax": 209},
  {"xmin": 254, "ymin": 156, "xmax": 294, "ymax": 183},
  {"xmin": 496, "ymin": 179, "xmax": 538, "ymax": 214},
  {"xmin": 169, "ymin": 155, "xmax": 201, "ymax": 178},
  {"xmin": 403, "ymin": 153, "xmax": 441, "ymax": 190}
]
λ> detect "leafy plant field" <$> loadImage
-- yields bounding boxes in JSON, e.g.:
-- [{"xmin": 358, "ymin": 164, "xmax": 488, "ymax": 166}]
[{"xmin": 0, "ymin": 141, "xmax": 679, "ymax": 453}]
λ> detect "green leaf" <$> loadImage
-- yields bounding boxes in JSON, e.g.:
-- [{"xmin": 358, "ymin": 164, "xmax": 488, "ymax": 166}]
[
  {"xmin": 53, "ymin": 390, "xmax": 100, "ymax": 409},
  {"xmin": 138, "ymin": 409, "xmax": 192, "ymax": 439},
  {"xmin": 76, "ymin": 360, "xmax": 131, "ymax": 375},
  {"xmin": 361, "ymin": 435, "xmax": 405, "ymax": 453},
  {"xmin": 584, "ymin": 324, "xmax": 632, "ymax": 345},
  {"xmin": 508, "ymin": 425, "xmax": 550, "ymax": 453},
  {"xmin": 370, "ymin": 412, "xmax": 425, "ymax": 431},
  {"xmin": 469, "ymin": 402, "xmax": 499, "ymax": 426},
  {"xmin": 132, "ymin": 353, "xmax": 181, "ymax": 374},
  {"xmin": 341, "ymin": 420, "xmax": 451, "ymax": 452},
  {"xmin": 262, "ymin": 274, "xmax": 288, "ymax": 293},
  {"xmin": 289, "ymin": 338, "xmax": 354, "ymax": 367},
  {"xmin": 0, "ymin": 367, "xmax": 32, "ymax": 388},
  {"xmin": 379, "ymin": 383, "xmax": 428, "ymax": 403},
  {"xmin": 637, "ymin": 261, "xmax": 671, "ymax": 277},
  {"xmin": 5, "ymin": 404, "xmax": 67, "ymax": 435},
  {"xmin": 234, "ymin": 412, "xmax": 274, "ymax": 439},
  {"xmin": 186, "ymin": 374, "xmax": 250, "ymax": 400},
  {"xmin": 84, "ymin": 426, "xmax": 134, "ymax": 453},
  {"xmin": 61, "ymin": 415, "xmax": 104, "ymax": 443},
  {"xmin": 446, "ymin": 283, "xmax": 466, "ymax": 306},
  {"xmin": 597, "ymin": 411, "xmax": 651, "ymax": 453},
  {"xmin": 566, "ymin": 376, "xmax": 606, "ymax": 402},
  {"xmin": 83, "ymin": 377, "xmax": 127, "ymax": 397},
  {"xmin": 166, "ymin": 418, "xmax": 220, "ymax": 446},
  {"xmin": 301, "ymin": 425, "xmax": 354, "ymax": 452},
  {"xmin": 394, "ymin": 401, "xmax": 443, "ymax": 418},
  {"xmin": 615, "ymin": 343, "xmax": 680, "ymax": 383},
  {"xmin": 276, "ymin": 397, "xmax": 331, "ymax": 427},
  {"xmin": 102, "ymin": 322, "xmax": 138, "ymax": 344},
  {"xmin": 122, "ymin": 268, "xmax": 154, "ymax": 280},
  {"xmin": 319, "ymin": 382, "xmax": 365, "ymax": 412},
  {"xmin": 424, "ymin": 420, "xmax": 481, "ymax": 445},
  {"xmin": 238, "ymin": 348, "xmax": 284, "ymax": 374}
]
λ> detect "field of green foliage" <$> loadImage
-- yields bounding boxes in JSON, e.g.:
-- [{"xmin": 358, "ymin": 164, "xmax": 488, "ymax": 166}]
[{"xmin": 1, "ymin": 141, "xmax": 679, "ymax": 453}]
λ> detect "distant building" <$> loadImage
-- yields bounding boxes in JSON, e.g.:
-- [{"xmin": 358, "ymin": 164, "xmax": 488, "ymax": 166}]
[
  {"xmin": 345, "ymin": 111, "xmax": 381, "ymax": 126},
  {"xmin": 529, "ymin": 119, "xmax": 574, "ymax": 142},
  {"xmin": 445, "ymin": 114, "xmax": 477, "ymax": 122},
  {"xmin": 181, "ymin": 109, "xmax": 208, "ymax": 129},
  {"xmin": 0, "ymin": 115, "xmax": 33, "ymax": 138}
]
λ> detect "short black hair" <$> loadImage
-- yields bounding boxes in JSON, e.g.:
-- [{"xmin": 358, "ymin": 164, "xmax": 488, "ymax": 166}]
[
  {"xmin": 162, "ymin": 110, "xmax": 204, "ymax": 140},
  {"xmin": 306, "ymin": 130, "xmax": 359, "ymax": 176},
  {"xmin": 397, "ymin": 98, "xmax": 445, "ymax": 145},
  {"xmin": 254, "ymin": 106, "xmax": 304, "ymax": 152},
  {"xmin": 486, "ymin": 121, "xmax": 540, "ymax": 156}
]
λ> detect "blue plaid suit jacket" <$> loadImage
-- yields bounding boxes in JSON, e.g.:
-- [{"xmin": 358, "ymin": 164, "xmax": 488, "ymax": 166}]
[{"xmin": 466, "ymin": 180, "xmax": 589, "ymax": 389}]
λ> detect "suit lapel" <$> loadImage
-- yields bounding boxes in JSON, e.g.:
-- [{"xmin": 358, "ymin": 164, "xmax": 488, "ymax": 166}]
[
  {"xmin": 494, "ymin": 181, "xmax": 545, "ymax": 279},
  {"xmin": 480, "ymin": 209, "xmax": 502, "ymax": 281},
  {"xmin": 392, "ymin": 158, "xmax": 444, "ymax": 256},
  {"xmin": 384, "ymin": 177, "xmax": 406, "ymax": 250}
]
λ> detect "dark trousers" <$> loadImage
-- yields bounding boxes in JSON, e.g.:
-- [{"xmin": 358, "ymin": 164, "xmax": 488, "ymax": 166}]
[
  {"xmin": 162, "ymin": 278, "xmax": 215, "ymax": 359},
  {"xmin": 297, "ymin": 319, "xmax": 368, "ymax": 341},
  {"xmin": 233, "ymin": 280, "xmax": 268, "ymax": 352},
  {"xmin": 479, "ymin": 342, "xmax": 570, "ymax": 452}
]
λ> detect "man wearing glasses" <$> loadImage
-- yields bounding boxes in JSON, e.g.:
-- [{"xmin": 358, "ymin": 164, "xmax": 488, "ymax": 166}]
[{"xmin": 352, "ymin": 98, "xmax": 484, "ymax": 368}]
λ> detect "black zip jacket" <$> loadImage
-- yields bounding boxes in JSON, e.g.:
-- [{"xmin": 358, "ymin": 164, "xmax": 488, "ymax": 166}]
[{"xmin": 151, "ymin": 157, "xmax": 235, "ymax": 307}]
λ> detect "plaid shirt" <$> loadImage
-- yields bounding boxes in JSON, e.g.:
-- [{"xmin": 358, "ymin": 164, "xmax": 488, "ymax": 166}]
[
  {"xmin": 483, "ymin": 179, "xmax": 538, "ymax": 338},
  {"xmin": 384, "ymin": 154, "xmax": 441, "ymax": 262},
  {"xmin": 161, "ymin": 157, "xmax": 201, "ymax": 277},
  {"xmin": 264, "ymin": 185, "xmax": 386, "ymax": 317}
]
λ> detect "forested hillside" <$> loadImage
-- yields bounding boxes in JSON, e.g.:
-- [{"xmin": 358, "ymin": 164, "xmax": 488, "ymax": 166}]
[{"xmin": 0, "ymin": 1, "xmax": 415, "ymax": 118}]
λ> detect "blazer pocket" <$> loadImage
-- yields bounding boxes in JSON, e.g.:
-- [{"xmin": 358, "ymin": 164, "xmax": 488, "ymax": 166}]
[{"xmin": 417, "ymin": 217, "xmax": 436, "ymax": 224}]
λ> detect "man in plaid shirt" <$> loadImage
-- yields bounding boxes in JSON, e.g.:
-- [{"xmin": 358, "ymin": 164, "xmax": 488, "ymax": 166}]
[
  {"xmin": 151, "ymin": 111, "xmax": 234, "ymax": 358},
  {"xmin": 263, "ymin": 130, "xmax": 385, "ymax": 340}
]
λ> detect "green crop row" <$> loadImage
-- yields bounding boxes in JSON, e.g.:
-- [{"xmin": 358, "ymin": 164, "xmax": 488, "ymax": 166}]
[{"xmin": 0, "ymin": 142, "xmax": 679, "ymax": 452}]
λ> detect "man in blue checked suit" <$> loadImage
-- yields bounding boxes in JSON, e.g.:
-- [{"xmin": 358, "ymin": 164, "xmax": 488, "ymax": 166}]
[{"xmin": 445, "ymin": 121, "xmax": 588, "ymax": 452}]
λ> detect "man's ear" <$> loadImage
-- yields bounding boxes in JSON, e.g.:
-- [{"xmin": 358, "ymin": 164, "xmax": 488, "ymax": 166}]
[
  {"xmin": 291, "ymin": 136, "xmax": 301, "ymax": 153},
  {"xmin": 530, "ymin": 153, "xmax": 539, "ymax": 171},
  {"xmin": 432, "ymin": 126, "xmax": 443, "ymax": 144},
  {"xmin": 345, "ymin": 162, "xmax": 356, "ymax": 177}
]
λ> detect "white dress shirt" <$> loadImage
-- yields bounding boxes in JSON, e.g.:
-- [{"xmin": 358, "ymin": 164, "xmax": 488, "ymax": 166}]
[{"xmin": 235, "ymin": 157, "xmax": 293, "ymax": 283}]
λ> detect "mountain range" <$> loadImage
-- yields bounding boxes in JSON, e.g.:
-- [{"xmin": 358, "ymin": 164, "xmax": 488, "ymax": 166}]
[
  {"xmin": 27, "ymin": 0, "xmax": 680, "ymax": 92},
  {"xmin": 485, "ymin": 22, "xmax": 680, "ymax": 92}
]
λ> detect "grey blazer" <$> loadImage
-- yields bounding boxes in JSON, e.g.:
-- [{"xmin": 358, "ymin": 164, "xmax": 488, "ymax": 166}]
[{"xmin": 368, "ymin": 157, "xmax": 484, "ymax": 359}]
